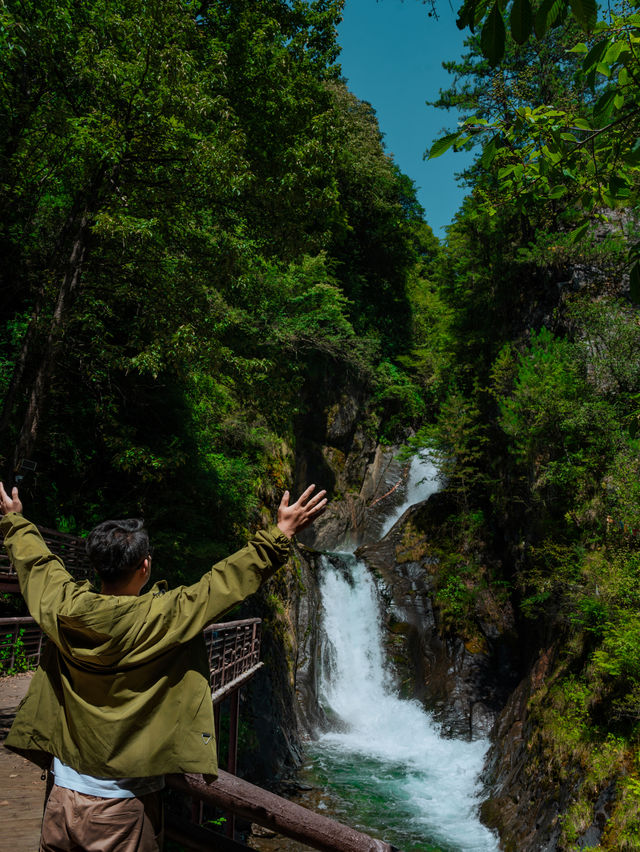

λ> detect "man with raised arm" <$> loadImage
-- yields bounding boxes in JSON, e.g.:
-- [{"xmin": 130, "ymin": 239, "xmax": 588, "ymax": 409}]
[{"xmin": 0, "ymin": 481, "xmax": 326, "ymax": 852}]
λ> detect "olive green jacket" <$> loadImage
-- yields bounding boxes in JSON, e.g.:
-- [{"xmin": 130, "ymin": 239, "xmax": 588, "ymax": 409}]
[{"xmin": 1, "ymin": 512, "xmax": 290, "ymax": 777}]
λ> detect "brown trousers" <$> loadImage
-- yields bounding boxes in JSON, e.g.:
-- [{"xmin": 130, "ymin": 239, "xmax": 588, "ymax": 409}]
[{"xmin": 40, "ymin": 785, "xmax": 164, "ymax": 852}]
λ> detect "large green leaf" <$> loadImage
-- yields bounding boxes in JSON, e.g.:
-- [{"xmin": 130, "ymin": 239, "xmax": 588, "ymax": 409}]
[
  {"xmin": 457, "ymin": 0, "xmax": 479, "ymax": 31},
  {"xmin": 427, "ymin": 132, "xmax": 460, "ymax": 160},
  {"xmin": 481, "ymin": 2, "xmax": 506, "ymax": 66},
  {"xmin": 582, "ymin": 39, "xmax": 609, "ymax": 74},
  {"xmin": 608, "ymin": 174, "xmax": 631, "ymax": 200},
  {"xmin": 479, "ymin": 135, "xmax": 501, "ymax": 167},
  {"xmin": 535, "ymin": 0, "xmax": 567, "ymax": 37},
  {"xmin": 593, "ymin": 88, "xmax": 616, "ymax": 119},
  {"xmin": 569, "ymin": 0, "xmax": 598, "ymax": 32},
  {"xmin": 568, "ymin": 222, "xmax": 589, "ymax": 243},
  {"xmin": 510, "ymin": 0, "xmax": 533, "ymax": 44},
  {"xmin": 548, "ymin": 184, "xmax": 568, "ymax": 198}
]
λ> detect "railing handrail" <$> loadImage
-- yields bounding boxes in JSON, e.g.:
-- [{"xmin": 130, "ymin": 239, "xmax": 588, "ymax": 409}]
[
  {"xmin": 0, "ymin": 527, "xmax": 92, "ymax": 581},
  {"xmin": 167, "ymin": 770, "xmax": 399, "ymax": 852},
  {"xmin": 0, "ymin": 617, "xmax": 263, "ymax": 689},
  {"xmin": 205, "ymin": 617, "xmax": 261, "ymax": 630}
]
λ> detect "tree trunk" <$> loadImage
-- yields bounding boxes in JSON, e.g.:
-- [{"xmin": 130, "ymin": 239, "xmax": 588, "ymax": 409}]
[
  {"xmin": 12, "ymin": 208, "xmax": 90, "ymax": 472},
  {"xmin": 8, "ymin": 156, "xmax": 121, "ymax": 474},
  {"xmin": 0, "ymin": 296, "xmax": 43, "ymax": 438}
]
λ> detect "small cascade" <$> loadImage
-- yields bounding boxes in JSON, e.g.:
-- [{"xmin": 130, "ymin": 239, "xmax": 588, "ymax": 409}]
[
  {"xmin": 308, "ymin": 454, "xmax": 499, "ymax": 852},
  {"xmin": 377, "ymin": 454, "xmax": 439, "ymax": 541}
]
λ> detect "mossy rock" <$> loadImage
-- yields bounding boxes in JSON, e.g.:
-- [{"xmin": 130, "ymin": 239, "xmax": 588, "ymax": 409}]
[{"xmin": 396, "ymin": 521, "xmax": 431, "ymax": 563}]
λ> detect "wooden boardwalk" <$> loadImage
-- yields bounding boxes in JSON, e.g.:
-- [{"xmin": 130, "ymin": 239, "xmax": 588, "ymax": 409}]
[{"xmin": 0, "ymin": 673, "xmax": 45, "ymax": 851}]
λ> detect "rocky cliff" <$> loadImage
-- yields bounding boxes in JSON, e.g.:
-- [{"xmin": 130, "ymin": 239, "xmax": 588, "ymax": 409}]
[
  {"xmin": 355, "ymin": 494, "xmax": 520, "ymax": 740},
  {"xmin": 286, "ymin": 390, "xmax": 522, "ymax": 751},
  {"xmin": 248, "ymin": 389, "xmax": 609, "ymax": 851}
]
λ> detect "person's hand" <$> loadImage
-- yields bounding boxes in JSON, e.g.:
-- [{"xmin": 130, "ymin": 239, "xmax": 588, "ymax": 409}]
[
  {"xmin": 0, "ymin": 482, "xmax": 22, "ymax": 515},
  {"xmin": 277, "ymin": 485, "xmax": 327, "ymax": 539}
]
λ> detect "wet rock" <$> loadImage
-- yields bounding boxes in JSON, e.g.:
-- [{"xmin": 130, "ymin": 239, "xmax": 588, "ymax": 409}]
[
  {"xmin": 479, "ymin": 641, "xmax": 617, "ymax": 851},
  {"xmin": 354, "ymin": 497, "xmax": 519, "ymax": 740},
  {"xmin": 325, "ymin": 394, "xmax": 359, "ymax": 442},
  {"xmin": 577, "ymin": 781, "xmax": 616, "ymax": 848},
  {"xmin": 287, "ymin": 548, "xmax": 330, "ymax": 738},
  {"xmin": 298, "ymin": 439, "xmax": 416, "ymax": 552}
]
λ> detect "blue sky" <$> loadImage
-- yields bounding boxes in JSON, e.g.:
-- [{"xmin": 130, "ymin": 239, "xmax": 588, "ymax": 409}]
[{"xmin": 336, "ymin": 0, "xmax": 475, "ymax": 237}]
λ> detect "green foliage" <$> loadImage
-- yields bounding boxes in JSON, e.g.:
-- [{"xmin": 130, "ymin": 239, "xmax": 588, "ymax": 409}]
[
  {"xmin": 441, "ymin": 2, "xmax": 640, "ymax": 281},
  {"xmin": 399, "ymin": 228, "xmax": 452, "ymax": 406},
  {"xmin": 499, "ymin": 329, "xmax": 583, "ymax": 461},
  {"xmin": 520, "ymin": 539, "xmax": 584, "ymax": 618},
  {"xmin": 371, "ymin": 361, "xmax": 427, "ymax": 441},
  {"xmin": 496, "ymin": 328, "xmax": 618, "ymax": 516},
  {"xmin": 410, "ymin": 389, "xmax": 488, "ymax": 509},
  {"xmin": 418, "ymin": 4, "xmax": 640, "ymax": 843},
  {"xmin": 0, "ymin": 628, "xmax": 33, "ymax": 675},
  {"xmin": 566, "ymin": 297, "xmax": 640, "ymax": 407},
  {"xmin": 0, "ymin": 0, "xmax": 431, "ymax": 578},
  {"xmin": 593, "ymin": 613, "xmax": 640, "ymax": 682},
  {"xmin": 457, "ymin": 0, "xmax": 597, "ymax": 66}
]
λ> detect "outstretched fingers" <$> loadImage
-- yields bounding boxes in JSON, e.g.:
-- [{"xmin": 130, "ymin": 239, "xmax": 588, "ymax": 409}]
[
  {"xmin": 296, "ymin": 484, "xmax": 316, "ymax": 505},
  {"xmin": 304, "ymin": 489, "xmax": 327, "ymax": 515},
  {"xmin": 277, "ymin": 484, "xmax": 328, "ymax": 538},
  {"xmin": 0, "ymin": 482, "xmax": 21, "ymax": 515}
]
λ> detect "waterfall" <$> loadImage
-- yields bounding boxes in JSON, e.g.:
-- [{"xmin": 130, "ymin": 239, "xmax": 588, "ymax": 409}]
[
  {"xmin": 309, "ymin": 454, "xmax": 499, "ymax": 852},
  {"xmin": 378, "ymin": 454, "xmax": 439, "ymax": 541}
]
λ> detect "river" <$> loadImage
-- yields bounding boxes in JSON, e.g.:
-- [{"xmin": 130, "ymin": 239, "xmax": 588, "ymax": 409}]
[{"xmin": 303, "ymin": 456, "xmax": 499, "ymax": 852}]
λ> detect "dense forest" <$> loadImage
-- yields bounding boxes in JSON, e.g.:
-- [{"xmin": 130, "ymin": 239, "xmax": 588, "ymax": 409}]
[
  {"xmin": 420, "ymin": 4, "xmax": 640, "ymax": 848},
  {"xmin": 2, "ymin": 0, "xmax": 640, "ymax": 848},
  {"xmin": 0, "ymin": 0, "xmax": 432, "ymax": 575}
]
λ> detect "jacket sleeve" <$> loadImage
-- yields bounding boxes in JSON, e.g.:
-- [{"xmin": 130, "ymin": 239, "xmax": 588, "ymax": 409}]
[
  {"xmin": 0, "ymin": 512, "xmax": 83, "ymax": 642},
  {"xmin": 130, "ymin": 525, "xmax": 291, "ymax": 656}
]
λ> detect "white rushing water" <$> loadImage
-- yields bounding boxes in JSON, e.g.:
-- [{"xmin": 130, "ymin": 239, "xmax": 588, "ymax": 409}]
[
  {"xmin": 311, "ymin": 454, "xmax": 499, "ymax": 852},
  {"xmin": 378, "ymin": 453, "xmax": 440, "ymax": 541}
]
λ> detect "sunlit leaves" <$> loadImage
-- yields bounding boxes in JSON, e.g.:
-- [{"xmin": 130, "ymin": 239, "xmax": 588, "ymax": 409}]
[
  {"xmin": 462, "ymin": 0, "xmax": 598, "ymax": 64},
  {"xmin": 1, "ymin": 0, "xmax": 418, "ymax": 547},
  {"xmin": 433, "ymin": 2, "xmax": 640, "ymax": 270},
  {"xmin": 427, "ymin": 132, "xmax": 463, "ymax": 159}
]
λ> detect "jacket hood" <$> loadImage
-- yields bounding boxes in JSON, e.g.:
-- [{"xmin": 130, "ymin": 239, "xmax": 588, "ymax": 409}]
[{"xmin": 56, "ymin": 580, "xmax": 170, "ymax": 669}]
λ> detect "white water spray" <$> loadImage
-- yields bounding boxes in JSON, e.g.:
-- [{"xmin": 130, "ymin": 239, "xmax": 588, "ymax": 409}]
[
  {"xmin": 378, "ymin": 454, "xmax": 440, "ymax": 540},
  {"xmin": 312, "ymin": 454, "xmax": 499, "ymax": 852}
]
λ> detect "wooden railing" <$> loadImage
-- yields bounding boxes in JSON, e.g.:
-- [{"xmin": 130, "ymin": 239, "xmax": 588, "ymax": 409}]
[
  {"xmin": 0, "ymin": 617, "xmax": 261, "ymax": 689},
  {"xmin": 166, "ymin": 771, "xmax": 399, "ymax": 852},
  {"xmin": 205, "ymin": 618, "xmax": 262, "ymax": 703},
  {"xmin": 0, "ymin": 616, "xmax": 46, "ymax": 672},
  {"xmin": 0, "ymin": 526, "xmax": 92, "ymax": 592}
]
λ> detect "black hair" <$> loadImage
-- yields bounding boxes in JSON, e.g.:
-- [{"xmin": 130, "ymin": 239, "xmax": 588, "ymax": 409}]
[{"xmin": 86, "ymin": 518, "xmax": 149, "ymax": 582}]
